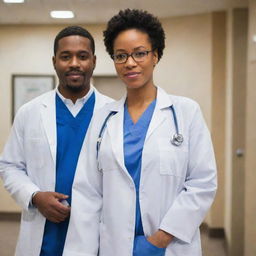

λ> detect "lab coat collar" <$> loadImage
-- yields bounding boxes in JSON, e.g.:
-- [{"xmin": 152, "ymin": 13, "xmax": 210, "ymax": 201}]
[
  {"xmin": 41, "ymin": 90, "xmax": 57, "ymax": 166},
  {"xmin": 107, "ymin": 94, "xmax": 127, "ymax": 112},
  {"xmin": 41, "ymin": 89, "xmax": 57, "ymax": 107},
  {"xmin": 155, "ymin": 86, "xmax": 174, "ymax": 109},
  {"xmin": 106, "ymin": 86, "xmax": 173, "ymax": 113},
  {"xmin": 92, "ymin": 86, "xmax": 103, "ymax": 105}
]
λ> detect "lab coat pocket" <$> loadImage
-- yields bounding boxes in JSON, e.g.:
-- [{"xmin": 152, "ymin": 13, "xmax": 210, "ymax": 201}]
[
  {"xmin": 158, "ymin": 139, "xmax": 188, "ymax": 177},
  {"xmin": 26, "ymin": 138, "xmax": 45, "ymax": 169}
]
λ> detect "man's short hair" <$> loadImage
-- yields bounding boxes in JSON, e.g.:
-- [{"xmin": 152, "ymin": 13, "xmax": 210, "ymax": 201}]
[{"xmin": 54, "ymin": 25, "xmax": 95, "ymax": 55}]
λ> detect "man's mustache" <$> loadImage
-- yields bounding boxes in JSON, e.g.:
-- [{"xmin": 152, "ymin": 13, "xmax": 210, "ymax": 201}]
[{"xmin": 65, "ymin": 69, "xmax": 85, "ymax": 76}]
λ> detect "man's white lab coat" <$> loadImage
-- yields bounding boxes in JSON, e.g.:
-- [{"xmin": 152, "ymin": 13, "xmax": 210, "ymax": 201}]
[{"xmin": 0, "ymin": 87, "xmax": 112, "ymax": 256}]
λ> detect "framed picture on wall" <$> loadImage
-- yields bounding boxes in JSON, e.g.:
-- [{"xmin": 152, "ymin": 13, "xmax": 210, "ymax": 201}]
[{"xmin": 12, "ymin": 74, "xmax": 56, "ymax": 120}]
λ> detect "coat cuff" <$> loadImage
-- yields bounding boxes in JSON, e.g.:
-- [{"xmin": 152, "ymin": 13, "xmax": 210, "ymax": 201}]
[{"xmin": 14, "ymin": 184, "xmax": 41, "ymax": 211}]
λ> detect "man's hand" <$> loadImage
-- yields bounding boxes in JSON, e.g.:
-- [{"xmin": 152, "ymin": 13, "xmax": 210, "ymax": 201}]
[
  {"xmin": 147, "ymin": 230, "xmax": 174, "ymax": 248},
  {"xmin": 32, "ymin": 191, "xmax": 70, "ymax": 223}
]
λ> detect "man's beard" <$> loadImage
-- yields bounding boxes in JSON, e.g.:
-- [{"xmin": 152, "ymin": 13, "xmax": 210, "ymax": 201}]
[{"xmin": 66, "ymin": 83, "xmax": 86, "ymax": 93}]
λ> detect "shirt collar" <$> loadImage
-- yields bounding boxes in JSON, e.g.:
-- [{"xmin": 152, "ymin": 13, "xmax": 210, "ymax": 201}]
[{"xmin": 56, "ymin": 85, "xmax": 94, "ymax": 105}]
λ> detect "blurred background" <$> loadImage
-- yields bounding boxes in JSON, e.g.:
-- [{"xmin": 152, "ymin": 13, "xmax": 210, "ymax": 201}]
[{"xmin": 0, "ymin": 0, "xmax": 255, "ymax": 255}]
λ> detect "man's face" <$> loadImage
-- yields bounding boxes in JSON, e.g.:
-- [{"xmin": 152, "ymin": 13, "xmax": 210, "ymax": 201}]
[{"xmin": 53, "ymin": 35, "xmax": 96, "ymax": 95}]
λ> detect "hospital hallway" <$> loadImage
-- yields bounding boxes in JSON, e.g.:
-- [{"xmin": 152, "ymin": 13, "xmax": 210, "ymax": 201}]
[{"xmin": 0, "ymin": 219, "xmax": 226, "ymax": 256}]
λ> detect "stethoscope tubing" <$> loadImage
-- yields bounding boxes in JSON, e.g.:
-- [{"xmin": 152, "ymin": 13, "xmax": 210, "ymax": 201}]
[
  {"xmin": 96, "ymin": 111, "xmax": 117, "ymax": 159},
  {"xmin": 96, "ymin": 105, "xmax": 183, "ymax": 161}
]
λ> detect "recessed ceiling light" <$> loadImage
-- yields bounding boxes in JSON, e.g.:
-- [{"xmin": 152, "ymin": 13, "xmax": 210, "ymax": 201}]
[
  {"xmin": 3, "ymin": 0, "xmax": 24, "ymax": 3},
  {"xmin": 50, "ymin": 11, "xmax": 74, "ymax": 19}
]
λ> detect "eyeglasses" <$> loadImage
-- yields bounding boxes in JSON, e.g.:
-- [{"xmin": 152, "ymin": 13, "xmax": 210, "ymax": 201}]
[{"xmin": 112, "ymin": 50, "xmax": 155, "ymax": 64}]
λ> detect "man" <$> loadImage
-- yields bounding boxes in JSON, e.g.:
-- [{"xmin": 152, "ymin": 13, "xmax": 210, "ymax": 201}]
[{"xmin": 0, "ymin": 26, "xmax": 112, "ymax": 256}]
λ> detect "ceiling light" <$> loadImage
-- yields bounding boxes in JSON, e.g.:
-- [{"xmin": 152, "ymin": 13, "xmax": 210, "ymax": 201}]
[
  {"xmin": 3, "ymin": 0, "xmax": 24, "ymax": 3},
  {"xmin": 50, "ymin": 11, "xmax": 74, "ymax": 19}
]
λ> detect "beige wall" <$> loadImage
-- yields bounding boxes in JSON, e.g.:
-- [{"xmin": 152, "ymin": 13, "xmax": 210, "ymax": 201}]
[
  {"xmin": 0, "ymin": 14, "xmax": 219, "ymax": 228},
  {"xmin": 245, "ymin": 0, "xmax": 256, "ymax": 255},
  {"xmin": 210, "ymin": 11, "xmax": 227, "ymax": 229},
  {"xmin": 224, "ymin": 8, "xmax": 234, "ymax": 244},
  {"xmin": 157, "ymin": 14, "xmax": 212, "ymax": 126}
]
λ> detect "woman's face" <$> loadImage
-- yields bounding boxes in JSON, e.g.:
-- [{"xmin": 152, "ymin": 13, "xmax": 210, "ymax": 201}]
[{"xmin": 112, "ymin": 29, "xmax": 158, "ymax": 90}]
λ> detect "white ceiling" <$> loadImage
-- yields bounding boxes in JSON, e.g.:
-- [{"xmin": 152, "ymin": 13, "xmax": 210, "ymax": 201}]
[{"xmin": 0, "ymin": 0, "xmax": 248, "ymax": 25}]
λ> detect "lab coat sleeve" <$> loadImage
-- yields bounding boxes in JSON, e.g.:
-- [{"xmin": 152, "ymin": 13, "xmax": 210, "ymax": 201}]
[
  {"xmin": 159, "ymin": 103, "xmax": 217, "ymax": 244},
  {"xmin": 63, "ymin": 120, "xmax": 103, "ymax": 256},
  {"xmin": 0, "ymin": 107, "xmax": 40, "ymax": 210}
]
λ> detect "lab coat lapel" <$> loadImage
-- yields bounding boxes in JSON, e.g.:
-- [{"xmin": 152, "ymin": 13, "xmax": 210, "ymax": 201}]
[
  {"xmin": 145, "ymin": 87, "xmax": 173, "ymax": 142},
  {"xmin": 106, "ymin": 96, "xmax": 129, "ymax": 175},
  {"xmin": 40, "ymin": 91, "xmax": 57, "ymax": 166}
]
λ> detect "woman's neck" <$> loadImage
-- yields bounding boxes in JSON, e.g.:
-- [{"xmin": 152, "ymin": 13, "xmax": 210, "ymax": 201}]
[
  {"xmin": 126, "ymin": 84, "xmax": 157, "ymax": 124},
  {"xmin": 126, "ymin": 84, "xmax": 157, "ymax": 108}
]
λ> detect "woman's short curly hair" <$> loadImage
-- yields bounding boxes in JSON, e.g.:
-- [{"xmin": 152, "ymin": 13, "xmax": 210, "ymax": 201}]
[{"xmin": 103, "ymin": 9, "xmax": 165, "ymax": 61}]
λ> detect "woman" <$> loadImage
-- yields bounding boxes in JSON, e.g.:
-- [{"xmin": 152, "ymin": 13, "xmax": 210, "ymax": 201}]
[{"xmin": 64, "ymin": 9, "xmax": 217, "ymax": 256}]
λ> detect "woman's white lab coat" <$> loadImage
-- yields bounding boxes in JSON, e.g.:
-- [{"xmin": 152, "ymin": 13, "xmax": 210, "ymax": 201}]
[
  {"xmin": 64, "ymin": 87, "xmax": 217, "ymax": 256},
  {"xmin": 0, "ymin": 88, "xmax": 112, "ymax": 256}
]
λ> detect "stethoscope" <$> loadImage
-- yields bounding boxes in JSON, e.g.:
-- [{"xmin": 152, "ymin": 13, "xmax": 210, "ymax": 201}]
[{"xmin": 96, "ymin": 105, "xmax": 184, "ymax": 160}]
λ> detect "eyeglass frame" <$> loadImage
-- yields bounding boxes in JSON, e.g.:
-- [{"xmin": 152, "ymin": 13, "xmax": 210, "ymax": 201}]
[{"xmin": 111, "ymin": 49, "xmax": 156, "ymax": 64}]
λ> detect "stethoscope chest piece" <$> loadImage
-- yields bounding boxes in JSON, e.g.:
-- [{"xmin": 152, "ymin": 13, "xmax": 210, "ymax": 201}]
[{"xmin": 171, "ymin": 133, "xmax": 184, "ymax": 146}]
